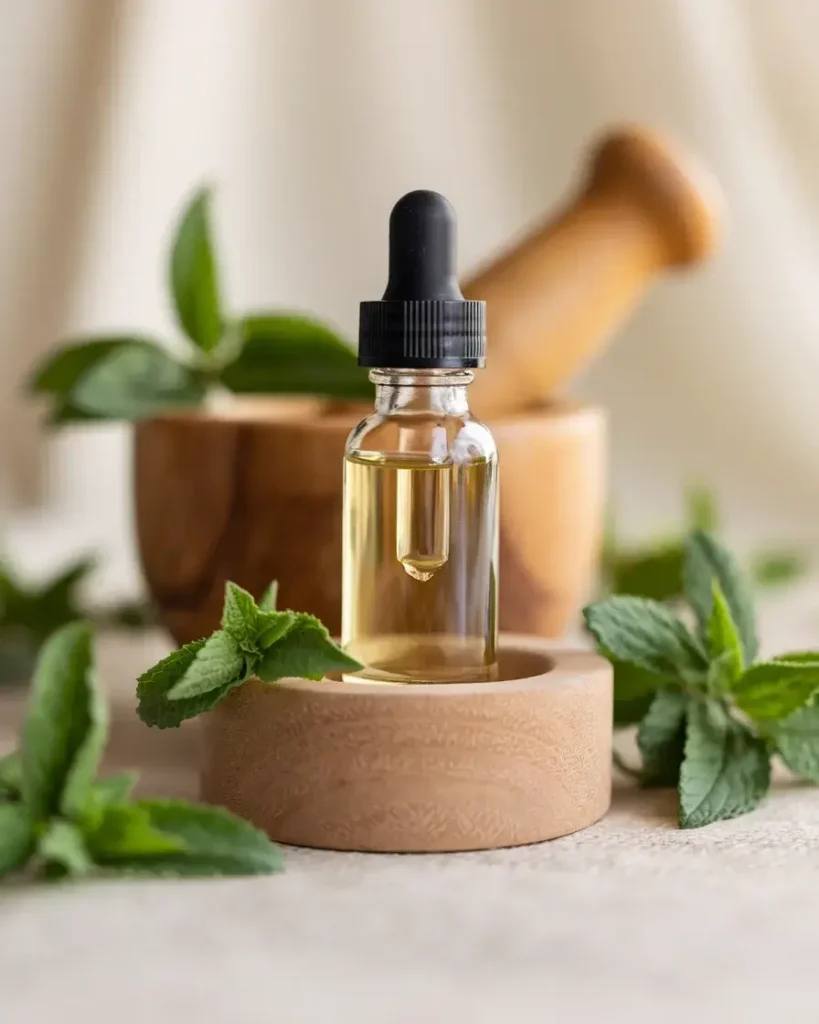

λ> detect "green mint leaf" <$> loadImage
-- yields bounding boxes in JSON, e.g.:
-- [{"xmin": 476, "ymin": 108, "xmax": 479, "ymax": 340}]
[
  {"xmin": 706, "ymin": 581, "xmax": 744, "ymax": 686},
  {"xmin": 29, "ymin": 338, "xmax": 152, "ymax": 396},
  {"xmin": 258, "ymin": 581, "xmax": 278, "ymax": 613},
  {"xmin": 137, "ymin": 639, "xmax": 238, "ymax": 728},
  {"xmin": 0, "ymin": 751, "xmax": 22, "ymax": 800},
  {"xmin": 706, "ymin": 650, "xmax": 740, "ymax": 699},
  {"xmin": 256, "ymin": 610, "xmax": 297, "ymax": 650},
  {"xmin": 70, "ymin": 343, "xmax": 205, "ymax": 420},
  {"xmin": 766, "ymin": 650, "xmax": 819, "ymax": 664},
  {"xmin": 606, "ymin": 543, "xmax": 684, "ymax": 602},
  {"xmin": 170, "ymin": 187, "xmax": 224, "ymax": 352},
  {"xmin": 0, "ymin": 803, "xmax": 34, "ymax": 876},
  {"xmin": 166, "ymin": 630, "xmax": 245, "ymax": 701},
  {"xmin": 100, "ymin": 801, "xmax": 283, "ymax": 877},
  {"xmin": 679, "ymin": 700, "xmax": 770, "ymax": 828},
  {"xmin": 221, "ymin": 315, "xmax": 372, "ymax": 399},
  {"xmin": 220, "ymin": 581, "xmax": 294, "ymax": 653},
  {"xmin": 583, "ymin": 596, "xmax": 706, "ymax": 679},
  {"xmin": 731, "ymin": 660, "xmax": 819, "ymax": 722},
  {"xmin": 684, "ymin": 530, "xmax": 758, "ymax": 664},
  {"xmin": 221, "ymin": 582, "xmax": 259, "ymax": 644},
  {"xmin": 637, "ymin": 687, "xmax": 689, "ymax": 787},
  {"xmin": 751, "ymin": 550, "xmax": 809, "ymax": 588},
  {"xmin": 85, "ymin": 804, "xmax": 186, "ymax": 862},
  {"xmin": 771, "ymin": 704, "xmax": 819, "ymax": 782},
  {"xmin": 32, "ymin": 556, "xmax": 95, "ymax": 639},
  {"xmin": 608, "ymin": 656, "xmax": 669, "ymax": 726},
  {"xmin": 59, "ymin": 666, "xmax": 108, "ymax": 822},
  {"xmin": 686, "ymin": 484, "xmax": 718, "ymax": 532},
  {"xmin": 21, "ymin": 622, "xmax": 97, "ymax": 821},
  {"xmin": 256, "ymin": 614, "xmax": 362, "ymax": 682},
  {"xmin": 90, "ymin": 773, "xmax": 138, "ymax": 805},
  {"xmin": 38, "ymin": 819, "xmax": 94, "ymax": 877}
]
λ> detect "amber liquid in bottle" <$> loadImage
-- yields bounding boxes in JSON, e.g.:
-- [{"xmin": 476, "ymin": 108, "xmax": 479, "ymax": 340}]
[{"xmin": 341, "ymin": 371, "xmax": 499, "ymax": 684}]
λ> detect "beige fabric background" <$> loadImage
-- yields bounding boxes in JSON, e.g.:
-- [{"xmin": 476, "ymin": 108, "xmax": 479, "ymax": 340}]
[{"xmin": 2, "ymin": 0, "xmax": 819, "ymax": 599}]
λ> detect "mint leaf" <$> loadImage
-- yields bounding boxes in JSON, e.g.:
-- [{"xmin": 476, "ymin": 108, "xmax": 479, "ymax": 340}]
[
  {"xmin": 258, "ymin": 581, "xmax": 278, "ymax": 613},
  {"xmin": 731, "ymin": 660, "xmax": 819, "ymax": 722},
  {"xmin": 219, "ymin": 581, "xmax": 294, "ymax": 654},
  {"xmin": 256, "ymin": 614, "xmax": 362, "ymax": 682},
  {"xmin": 256, "ymin": 610, "xmax": 297, "ymax": 650},
  {"xmin": 21, "ymin": 622, "xmax": 96, "ymax": 820},
  {"xmin": 679, "ymin": 700, "xmax": 770, "ymax": 828},
  {"xmin": 81, "ymin": 772, "xmax": 139, "ymax": 828},
  {"xmin": 706, "ymin": 581, "xmax": 744, "ymax": 686},
  {"xmin": 170, "ymin": 188, "xmax": 223, "ymax": 352},
  {"xmin": 772, "ymin": 705, "xmax": 819, "ymax": 782},
  {"xmin": 71, "ymin": 343, "xmax": 205, "ymax": 420},
  {"xmin": 90, "ymin": 773, "xmax": 137, "ymax": 805},
  {"xmin": 101, "ymin": 801, "xmax": 283, "ymax": 877},
  {"xmin": 85, "ymin": 804, "xmax": 186, "ymax": 862},
  {"xmin": 166, "ymin": 630, "xmax": 245, "ymax": 701},
  {"xmin": 583, "ymin": 596, "xmax": 706, "ymax": 679},
  {"xmin": 29, "ymin": 338, "xmax": 150, "ymax": 396},
  {"xmin": 609, "ymin": 657, "xmax": 668, "ymax": 726},
  {"xmin": 38, "ymin": 819, "xmax": 93, "ymax": 877},
  {"xmin": 222, "ymin": 315, "xmax": 372, "ymax": 399},
  {"xmin": 0, "ymin": 803, "xmax": 34, "ymax": 875},
  {"xmin": 751, "ymin": 550, "xmax": 809, "ymax": 588},
  {"xmin": 606, "ymin": 544, "xmax": 684, "ymax": 602},
  {"xmin": 221, "ymin": 582, "xmax": 259, "ymax": 644},
  {"xmin": 0, "ymin": 751, "xmax": 22, "ymax": 800},
  {"xmin": 686, "ymin": 484, "xmax": 718, "ymax": 532},
  {"xmin": 637, "ymin": 687, "xmax": 688, "ymax": 787},
  {"xmin": 137, "ymin": 639, "xmax": 236, "ymax": 728},
  {"xmin": 684, "ymin": 530, "xmax": 757, "ymax": 664}
]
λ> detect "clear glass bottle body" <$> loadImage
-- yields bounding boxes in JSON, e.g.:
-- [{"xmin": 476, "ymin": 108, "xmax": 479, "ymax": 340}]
[{"xmin": 342, "ymin": 369, "xmax": 499, "ymax": 684}]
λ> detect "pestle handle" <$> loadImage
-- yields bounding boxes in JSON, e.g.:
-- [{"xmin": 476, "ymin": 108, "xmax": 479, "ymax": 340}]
[{"xmin": 463, "ymin": 126, "xmax": 722, "ymax": 417}]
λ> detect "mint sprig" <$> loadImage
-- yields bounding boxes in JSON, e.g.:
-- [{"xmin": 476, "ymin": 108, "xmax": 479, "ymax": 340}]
[
  {"xmin": 0, "ymin": 622, "xmax": 283, "ymax": 883},
  {"xmin": 585, "ymin": 528, "xmax": 819, "ymax": 829},
  {"xmin": 137, "ymin": 581, "xmax": 362, "ymax": 728},
  {"xmin": 29, "ymin": 188, "xmax": 372, "ymax": 424}
]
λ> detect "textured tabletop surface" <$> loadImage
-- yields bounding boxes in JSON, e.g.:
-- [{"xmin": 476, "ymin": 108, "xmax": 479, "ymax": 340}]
[{"xmin": 2, "ymin": 584, "xmax": 819, "ymax": 1024}]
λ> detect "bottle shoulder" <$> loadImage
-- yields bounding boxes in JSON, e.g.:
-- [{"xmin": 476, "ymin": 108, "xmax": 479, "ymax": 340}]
[{"xmin": 345, "ymin": 410, "xmax": 497, "ymax": 463}]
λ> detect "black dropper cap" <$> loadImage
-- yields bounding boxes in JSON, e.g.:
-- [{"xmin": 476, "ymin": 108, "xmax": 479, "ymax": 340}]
[{"xmin": 358, "ymin": 190, "xmax": 486, "ymax": 369}]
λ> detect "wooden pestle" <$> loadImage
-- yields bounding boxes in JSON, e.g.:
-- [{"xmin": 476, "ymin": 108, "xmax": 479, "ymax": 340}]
[{"xmin": 463, "ymin": 126, "xmax": 722, "ymax": 418}]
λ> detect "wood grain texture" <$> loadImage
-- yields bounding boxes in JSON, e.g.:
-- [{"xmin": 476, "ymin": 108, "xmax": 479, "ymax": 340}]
[
  {"xmin": 135, "ymin": 399, "xmax": 605, "ymax": 644},
  {"xmin": 134, "ymin": 398, "xmax": 367, "ymax": 644},
  {"xmin": 201, "ymin": 636, "xmax": 613, "ymax": 853},
  {"xmin": 464, "ymin": 125, "xmax": 721, "ymax": 418}
]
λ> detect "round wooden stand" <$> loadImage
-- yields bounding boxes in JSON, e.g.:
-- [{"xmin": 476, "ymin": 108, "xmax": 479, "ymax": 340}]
[{"xmin": 201, "ymin": 635, "xmax": 612, "ymax": 853}]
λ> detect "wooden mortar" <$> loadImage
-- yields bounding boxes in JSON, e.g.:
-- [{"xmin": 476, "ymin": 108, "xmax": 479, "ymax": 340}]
[
  {"xmin": 135, "ymin": 397, "xmax": 605, "ymax": 643},
  {"xmin": 200, "ymin": 636, "xmax": 613, "ymax": 852}
]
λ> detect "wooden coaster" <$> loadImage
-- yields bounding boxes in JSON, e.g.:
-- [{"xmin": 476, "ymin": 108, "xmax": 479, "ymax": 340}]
[{"xmin": 201, "ymin": 634, "xmax": 612, "ymax": 853}]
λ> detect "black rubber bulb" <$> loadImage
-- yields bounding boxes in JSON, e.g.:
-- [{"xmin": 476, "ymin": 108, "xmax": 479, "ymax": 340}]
[{"xmin": 382, "ymin": 190, "xmax": 464, "ymax": 301}]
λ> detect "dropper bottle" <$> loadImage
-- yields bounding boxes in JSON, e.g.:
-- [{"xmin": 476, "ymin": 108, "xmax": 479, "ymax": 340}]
[{"xmin": 341, "ymin": 190, "xmax": 498, "ymax": 684}]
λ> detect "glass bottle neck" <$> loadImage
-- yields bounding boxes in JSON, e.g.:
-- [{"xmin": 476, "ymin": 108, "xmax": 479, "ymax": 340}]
[{"xmin": 370, "ymin": 368, "xmax": 473, "ymax": 417}]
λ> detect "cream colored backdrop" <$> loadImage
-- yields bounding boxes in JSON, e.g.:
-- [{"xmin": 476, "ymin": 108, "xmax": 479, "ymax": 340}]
[{"xmin": 1, "ymin": 0, "xmax": 818, "ymax": 599}]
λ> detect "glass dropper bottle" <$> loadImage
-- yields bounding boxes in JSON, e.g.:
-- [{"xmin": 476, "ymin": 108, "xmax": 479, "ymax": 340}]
[{"xmin": 341, "ymin": 190, "xmax": 499, "ymax": 684}]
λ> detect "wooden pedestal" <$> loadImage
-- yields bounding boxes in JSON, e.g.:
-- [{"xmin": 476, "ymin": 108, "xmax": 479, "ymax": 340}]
[{"xmin": 201, "ymin": 635, "xmax": 612, "ymax": 853}]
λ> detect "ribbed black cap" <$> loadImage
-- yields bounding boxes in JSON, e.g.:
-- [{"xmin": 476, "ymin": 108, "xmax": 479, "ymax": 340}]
[{"xmin": 358, "ymin": 190, "xmax": 486, "ymax": 369}]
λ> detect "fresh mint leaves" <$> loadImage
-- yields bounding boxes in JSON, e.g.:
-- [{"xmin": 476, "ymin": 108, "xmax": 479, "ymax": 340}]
[
  {"xmin": 29, "ymin": 188, "xmax": 371, "ymax": 424},
  {"xmin": 0, "ymin": 621, "xmax": 284, "ymax": 883},
  {"xmin": 585, "ymin": 529, "xmax": 819, "ymax": 828},
  {"xmin": 603, "ymin": 485, "xmax": 808, "ymax": 603},
  {"xmin": 679, "ymin": 700, "xmax": 770, "ymax": 829},
  {"xmin": 138, "ymin": 581, "xmax": 362, "ymax": 728}
]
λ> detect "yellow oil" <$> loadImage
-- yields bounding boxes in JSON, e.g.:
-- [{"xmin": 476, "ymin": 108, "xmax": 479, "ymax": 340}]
[{"xmin": 342, "ymin": 451, "xmax": 498, "ymax": 684}]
